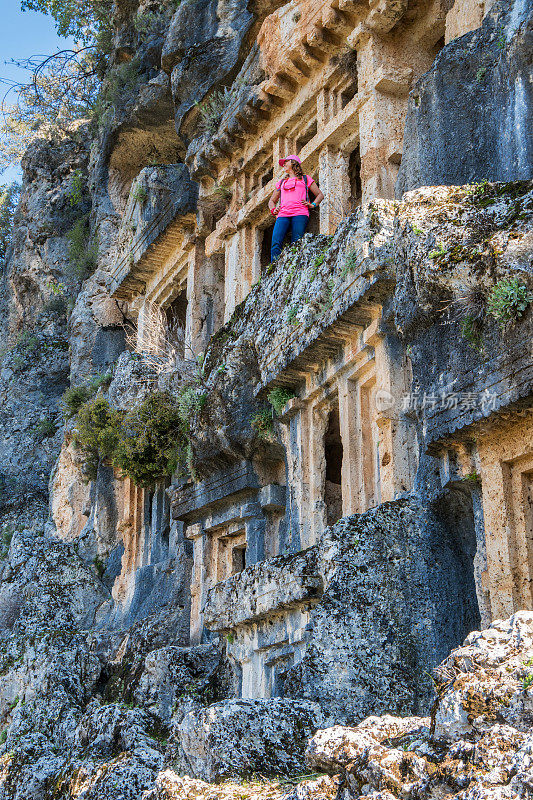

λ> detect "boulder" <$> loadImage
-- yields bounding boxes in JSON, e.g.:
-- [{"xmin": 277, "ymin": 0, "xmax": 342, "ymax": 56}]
[
  {"xmin": 134, "ymin": 643, "xmax": 223, "ymax": 722},
  {"xmin": 142, "ymin": 769, "xmax": 339, "ymax": 800},
  {"xmin": 284, "ymin": 498, "xmax": 481, "ymax": 724},
  {"xmin": 74, "ymin": 702, "xmax": 161, "ymax": 756},
  {"xmin": 173, "ymin": 698, "xmax": 324, "ymax": 782},
  {"xmin": 433, "ymin": 610, "xmax": 533, "ymax": 741},
  {"xmin": 301, "ymin": 614, "xmax": 533, "ymax": 800},
  {"xmin": 306, "ymin": 717, "xmax": 430, "ymax": 774}
]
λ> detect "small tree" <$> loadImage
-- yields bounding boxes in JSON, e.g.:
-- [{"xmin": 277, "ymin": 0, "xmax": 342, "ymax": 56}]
[
  {"xmin": 73, "ymin": 394, "xmax": 122, "ymax": 480},
  {"xmin": 20, "ymin": 0, "xmax": 113, "ymax": 45},
  {"xmin": 113, "ymin": 392, "xmax": 187, "ymax": 486},
  {"xmin": 0, "ymin": 0, "xmax": 113, "ymax": 173}
]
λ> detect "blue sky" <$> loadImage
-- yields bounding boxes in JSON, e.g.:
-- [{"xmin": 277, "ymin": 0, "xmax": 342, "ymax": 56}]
[{"xmin": 0, "ymin": 1, "xmax": 72, "ymax": 182}]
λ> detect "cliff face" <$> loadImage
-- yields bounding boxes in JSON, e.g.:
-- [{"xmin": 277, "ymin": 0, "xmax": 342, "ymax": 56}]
[
  {"xmin": 397, "ymin": 0, "xmax": 533, "ymax": 193},
  {"xmin": 0, "ymin": 132, "xmax": 91, "ymax": 515},
  {"xmin": 0, "ymin": 0, "xmax": 532, "ymax": 797}
]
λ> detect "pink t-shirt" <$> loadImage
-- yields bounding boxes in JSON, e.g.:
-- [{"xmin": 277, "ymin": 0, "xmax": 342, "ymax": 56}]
[{"xmin": 276, "ymin": 175, "xmax": 315, "ymax": 218}]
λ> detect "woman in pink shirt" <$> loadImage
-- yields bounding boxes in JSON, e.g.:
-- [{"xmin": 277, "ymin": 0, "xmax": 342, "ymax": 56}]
[{"xmin": 268, "ymin": 155, "xmax": 324, "ymax": 262}]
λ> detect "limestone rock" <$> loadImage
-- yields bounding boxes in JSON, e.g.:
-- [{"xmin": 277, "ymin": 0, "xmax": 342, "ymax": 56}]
[
  {"xmin": 0, "ymin": 127, "xmax": 91, "ymax": 508},
  {"xmin": 306, "ymin": 717, "xmax": 430, "ymax": 773},
  {"xmin": 134, "ymin": 643, "xmax": 223, "ymax": 722},
  {"xmin": 75, "ymin": 702, "xmax": 162, "ymax": 755},
  {"xmin": 54, "ymin": 746, "xmax": 164, "ymax": 800},
  {"xmin": 68, "ymin": 269, "xmax": 126, "ymax": 384},
  {"xmin": 397, "ymin": 0, "xmax": 533, "ymax": 194},
  {"xmin": 300, "ymin": 615, "xmax": 533, "ymax": 800},
  {"xmin": 203, "ymin": 547, "xmax": 321, "ymax": 632},
  {"xmin": 162, "ymin": 0, "xmax": 253, "ymax": 136},
  {"xmin": 107, "ymin": 350, "xmax": 158, "ymax": 410},
  {"xmin": 307, "ymin": 720, "xmax": 432, "ymax": 798},
  {"xmin": 143, "ymin": 769, "xmax": 339, "ymax": 800},
  {"xmin": 284, "ymin": 498, "xmax": 480, "ymax": 724},
  {"xmin": 173, "ymin": 698, "xmax": 324, "ymax": 782},
  {"xmin": 433, "ymin": 611, "xmax": 533, "ymax": 741},
  {"xmin": 279, "ymin": 776, "xmax": 340, "ymax": 800}
]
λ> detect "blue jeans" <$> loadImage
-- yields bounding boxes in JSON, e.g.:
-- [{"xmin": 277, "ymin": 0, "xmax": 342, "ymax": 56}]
[{"xmin": 270, "ymin": 215, "xmax": 308, "ymax": 261}]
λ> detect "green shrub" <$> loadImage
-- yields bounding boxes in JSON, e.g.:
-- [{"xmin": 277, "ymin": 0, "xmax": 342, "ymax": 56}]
[
  {"xmin": 268, "ymin": 387, "xmax": 296, "ymax": 415},
  {"xmin": 70, "ymin": 385, "xmax": 204, "ymax": 486},
  {"xmin": 132, "ymin": 184, "xmax": 148, "ymax": 205},
  {"xmin": 176, "ymin": 386, "xmax": 207, "ymax": 424},
  {"xmin": 69, "ymin": 169, "xmax": 84, "ymax": 206},
  {"xmin": 287, "ymin": 305, "xmax": 299, "ymax": 325},
  {"xmin": 2, "ymin": 528, "xmax": 13, "ymax": 547},
  {"xmin": 63, "ymin": 384, "xmax": 94, "ymax": 418},
  {"xmin": 94, "ymin": 555, "xmax": 105, "ymax": 578},
  {"xmin": 251, "ymin": 408, "xmax": 274, "ymax": 440},
  {"xmin": 461, "ymin": 317, "xmax": 483, "ymax": 352},
  {"xmin": 113, "ymin": 392, "xmax": 186, "ymax": 486},
  {"xmin": 487, "ymin": 278, "xmax": 533, "ymax": 326},
  {"xmin": 0, "ymin": 182, "xmax": 21, "ymax": 269},
  {"xmin": 91, "ymin": 59, "xmax": 141, "ymax": 129},
  {"xmin": 429, "ymin": 243, "xmax": 447, "ymax": 260},
  {"xmin": 133, "ymin": 9, "xmax": 163, "ymax": 35},
  {"xmin": 341, "ymin": 248, "xmax": 360, "ymax": 278},
  {"xmin": 33, "ymin": 419, "xmax": 57, "ymax": 439},
  {"xmin": 66, "ymin": 215, "xmax": 98, "ymax": 279},
  {"xmin": 0, "ymin": 730, "xmax": 6, "ymax": 745},
  {"xmin": 0, "ymin": 527, "xmax": 14, "ymax": 559},
  {"xmin": 90, "ymin": 372, "xmax": 112, "ymax": 392},
  {"xmin": 73, "ymin": 395, "xmax": 122, "ymax": 480},
  {"xmin": 523, "ymin": 673, "xmax": 533, "ymax": 691},
  {"xmin": 15, "ymin": 330, "xmax": 39, "ymax": 355},
  {"xmin": 196, "ymin": 84, "xmax": 242, "ymax": 134}
]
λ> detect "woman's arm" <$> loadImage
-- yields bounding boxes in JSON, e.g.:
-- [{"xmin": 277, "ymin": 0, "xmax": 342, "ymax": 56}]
[
  {"xmin": 268, "ymin": 188, "xmax": 281, "ymax": 215},
  {"xmin": 306, "ymin": 180, "xmax": 324, "ymax": 209}
]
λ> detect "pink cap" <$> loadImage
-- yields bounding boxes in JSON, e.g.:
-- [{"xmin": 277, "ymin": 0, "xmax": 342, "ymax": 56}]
[{"xmin": 279, "ymin": 154, "xmax": 301, "ymax": 166}]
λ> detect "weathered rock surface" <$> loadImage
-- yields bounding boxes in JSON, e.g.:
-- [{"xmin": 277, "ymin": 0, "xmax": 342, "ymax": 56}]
[
  {"xmin": 134, "ymin": 643, "xmax": 223, "ymax": 723},
  {"xmin": 3, "ymin": 607, "xmax": 532, "ymax": 798},
  {"xmin": 162, "ymin": 0, "xmax": 254, "ymax": 138},
  {"xmin": 0, "ymin": 0, "xmax": 531, "ymax": 794},
  {"xmin": 433, "ymin": 611, "xmax": 533, "ymax": 740},
  {"xmin": 173, "ymin": 698, "xmax": 324, "ymax": 782},
  {"xmin": 0, "ymin": 132, "xmax": 91, "ymax": 507},
  {"xmin": 0, "ymin": 526, "xmax": 218, "ymax": 798},
  {"xmin": 304, "ymin": 612, "xmax": 533, "ymax": 800},
  {"xmin": 397, "ymin": 0, "xmax": 533, "ymax": 194},
  {"xmin": 109, "ymin": 163, "xmax": 198, "ymax": 299},
  {"xmin": 144, "ymin": 771, "xmax": 339, "ymax": 800},
  {"xmin": 204, "ymin": 547, "xmax": 321, "ymax": 631},
  {"xmin": 283, "ymin": 498, "xmax": 480, "ymax": 724}
]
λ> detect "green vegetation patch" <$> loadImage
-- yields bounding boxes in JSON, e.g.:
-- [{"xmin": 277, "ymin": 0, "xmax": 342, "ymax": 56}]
[
  {"xmin": 114, "ymin": 392, "xmax": 187, "ymax": 486},
  {"xmin": 62, "ymin": 374, "xmax": 111, "ymax": 418},
  {"xmin": 71, "ymin": 389, "xmax": 200, "ymax": 486},
  {"xmin": 487, "ymin": 278, "xmax": 533, "ymax": 326},
  {"xmin": 267, "ymin": 387, "xmax": 296, "ymax": 415},
  {"xmin": 251, "ymin": 408, "xmax": 274, "ymax": 440},
  {"xmin": 66, "ymin": 214, "xmax": 98, "ymax": 280},
  {"xmin": 73, "ymin": 395, "xmax": 122, "ymax": 481}
]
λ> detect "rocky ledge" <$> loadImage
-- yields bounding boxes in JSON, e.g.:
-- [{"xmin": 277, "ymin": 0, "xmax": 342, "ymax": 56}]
[{"xmin": 1, "ymin": 519, "xmax": 533, "ymax": 800}]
